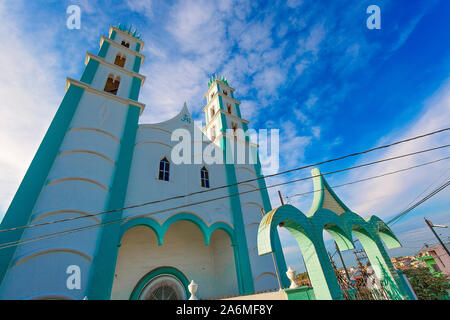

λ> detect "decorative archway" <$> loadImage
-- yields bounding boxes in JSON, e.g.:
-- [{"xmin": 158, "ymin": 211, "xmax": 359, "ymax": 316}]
[
  {"xmin": 257, "ymin": 204, "xmax": 343, "ymax": 300},
  {"xmin": 113, "ymin": 212, "xmax": 242, "ymax": 299},
  {"xmin": 257, "ymin": 168, "xmax": 411, "ymax": 300}
]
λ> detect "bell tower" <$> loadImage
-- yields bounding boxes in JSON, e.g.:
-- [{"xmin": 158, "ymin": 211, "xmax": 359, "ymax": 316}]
[
  {"xmin": 0, "ymin": 25, "xmax": 146, "ymax": 300},
  {"xmin": 202, "ymin": 75, "xmax": 290, "ymax": 291},
  {"xmin": 202, "ymin": 75, "xmax": 249, "ymax": 148}
]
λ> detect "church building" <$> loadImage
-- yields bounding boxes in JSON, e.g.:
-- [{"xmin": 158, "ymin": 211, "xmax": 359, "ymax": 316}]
[{"xmin": 0, "ymin": 25, "xmax": 289, "ymax": 300}]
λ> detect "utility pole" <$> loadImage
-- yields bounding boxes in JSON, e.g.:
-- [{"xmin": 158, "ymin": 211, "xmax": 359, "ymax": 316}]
[
  {"xmin": 353, "ymin": 249, "xmax": 370, "ymax": 282},
  {"xmin": 424, "ymin": 218, "xmax": 450, "ymax": 257},
  {"xmin": 261, "ymin": 208, "xmax": 282, "ymax": 290},
  {"xmin": 335, "ymin": 241, "xmax": 352, "ymax": 283},
  {"xmin": 278, "ymin": 190, "xmax": 284, "ymax": 206}
]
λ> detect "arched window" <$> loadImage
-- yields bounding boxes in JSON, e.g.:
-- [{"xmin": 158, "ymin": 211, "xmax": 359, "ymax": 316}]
[
  {"xmin": 222, "ymin": 89, "xmax": 228, "ymax": 96},
  {"xmin": 114, "ymin": 53, "xmax": 126, "ymax": 68},
  {"xmin": 121, "ymin": 40, "xmax": 130, "ymax": 48},
  {"xmin": 201, "ymin": 167, "xmax": 209, "ymax": 188},
  {"xmin": 227, "ymin": 103, "xmax": 232, "ymax": 114},
  {"xmin": 210, "ymin": 126, "xmax": 216, "ymax": 141},
  {"xmin": 104, "ymin": 74, "xmax": 120, "ymax": 95},
  {"xmin": 210, "ymin": 106, "xmax": 215, "ymax": 118},
  {"xmin": 159, "ymin": 157, "xmax": 170, "ymax": 181},
  {"xmin": 231, "ymin": 122, "xmax": 238, "ymax": 135}
]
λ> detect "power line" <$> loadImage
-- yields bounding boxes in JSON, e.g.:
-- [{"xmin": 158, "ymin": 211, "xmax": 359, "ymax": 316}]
[
  {"xmin": 1, "ymin": 144, "xmax": 448, "ymax": 235},
  {"xmin": 0, "ymin": 146, "xmax": 448, "ymax": 250},
  {"xmin": 390, "ymin": 166, "xmax": 450, "ymax": 226},
  {"xmin": 331, "ymin": 176, "xmax": 450, "ymax": 258},
  {"xmin": 0, "ymin": 128, "xmax": 447, "ymax": 235},
  {"xmin": 285, "ymin": 157, "xmax": 449, "ymax": 200},
  {"xmin": 387, "ymin": 179, "xmax": 450, "ymax": 225}
]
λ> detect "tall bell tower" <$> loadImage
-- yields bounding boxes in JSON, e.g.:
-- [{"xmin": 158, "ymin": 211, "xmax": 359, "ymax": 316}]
[
  {"xmin": 0, "ymin": 25, "xmax": 146, "ymax": 299},
  {"xmin": 203, "ymin": 75, "xmax": 249, "ymax": 147},
  {"xmin": 202, "ymin": 75, "xmax": 290, "ymax": 293}
]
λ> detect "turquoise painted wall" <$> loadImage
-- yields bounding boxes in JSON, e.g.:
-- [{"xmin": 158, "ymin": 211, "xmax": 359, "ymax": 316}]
[{"xmin": 87, "ymin": 105, "xmax": 140, "ymax": 299}]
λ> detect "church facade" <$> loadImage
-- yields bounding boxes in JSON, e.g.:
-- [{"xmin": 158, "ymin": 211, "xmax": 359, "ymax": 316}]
[{"xmin": 0, "ymin": 26, "xmax": 289, "ymax": 300}]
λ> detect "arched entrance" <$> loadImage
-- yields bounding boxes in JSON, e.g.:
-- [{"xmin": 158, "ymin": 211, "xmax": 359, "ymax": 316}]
[
  {"xmin": 257, "ymin": 204, "xmax": 343, "ymax": 300},
  {"xmin": 345, "ymin": 215, "xmax": 404, "ymax": 300},
  {"xmin": 130, "ymin": 267, "xmax": 189, "ymax": 300},
  {"xmin": 258, "ymin": 168, "xmax": 409, "ymax": 300},
  {"xmin": 111, "ymin": 214, "xmax": 239, "ymax": 299}
]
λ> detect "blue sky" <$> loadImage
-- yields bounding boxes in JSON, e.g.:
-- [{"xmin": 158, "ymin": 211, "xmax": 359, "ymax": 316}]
[{"xmin": 0, "ymin": 0, "xmax": 449, "ymax": 271}]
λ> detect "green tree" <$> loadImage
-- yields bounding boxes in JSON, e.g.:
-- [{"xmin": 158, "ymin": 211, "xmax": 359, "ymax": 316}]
[
  {"xmin": 295, "ymin": 272, "xmax": 308, "ymax": 281},
  {"xmin": 403, "ymin": 267, "xmax": 449, "ymax": 300}
]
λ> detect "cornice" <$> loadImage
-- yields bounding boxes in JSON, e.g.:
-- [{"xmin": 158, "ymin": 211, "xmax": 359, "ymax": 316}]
[
  {"xmin": 204, "ymin": 79, "xmax": 235, "ymax": 97},
  {"xmin": 99, "ymin": 36, "xmax": 146, "ymax": 63},
  {"xmin": 65, "ymin": 77, "xmax": 146, "ymax": 115},
  {"xmin": 85, "ymin": 52, "xmax": 146, "ymax": 86},
  {"xmin": 202, "ymin": 109, "xmax": 249, "ymax": 132},
  {"xmin": 202, "ymin": 91, "xmax": 241, "ymax": 113},
  {"xmin": 109, "ymin": 26, "xmax": 144, "ymax": 50},
  {"xmin": 207, "ymin": 132, "xmax": 258, "ymax": 148}
]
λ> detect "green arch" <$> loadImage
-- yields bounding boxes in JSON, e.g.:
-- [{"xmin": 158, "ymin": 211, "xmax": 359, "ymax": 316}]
[
  {"xmin": 310, "ymin": 208, "xmax": 354, "ymax": 252},
  {"xmin": 368, "ymin": 216, "xmax": 402, "ymax": 249},
  {"xmin": 161, "ymin": 213, "xmax": 210, "ymax": 245},
  {"xmin": 129, "ymin": 266, "xmax": 190, "ymax": 300},
  {"xmin": 119, "ymin": 217, "xmax": 163, "ymax": 245},
  {"xmin": 341, "ymin": 212, "xmax": 405, "ymax": 299},
  {"xmin": 256, "ymin": 167, "xmax": 409, "ymax": 300},
  {"xmin": 257, "ymin": 204, "xmax": 343, "ymax": 300},
  {"xmin": 208, "ymin": 222, "xmax": 237, "ymax": 246},
  {"xmin": 119, "ymin": 213, "xmax": 244, "ymax": 296}
]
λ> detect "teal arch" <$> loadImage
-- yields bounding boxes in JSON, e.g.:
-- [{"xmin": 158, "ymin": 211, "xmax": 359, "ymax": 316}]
[
  {"xmin": 161, "ymin": 213, "xmax": 210, "ymax": 245},
  {"xmin": 257, "ymin": 204, "xmax": 343, "ymax": 300},
  {"xmin": 257, "ymin": 167, "xmax": 410, "ymax": 300},
  {"xmin": 368, "ymin": 216, "xmax": 402, "ymax": 249},
  {"xmin": 129, "ymin": 266, "xmax": 190, "ymax": 300},
  {"xmin": 310, "ymin": 208, "xmax": 354, "ymax": 252},
  {"xmin": 341, "ymin": 211, "xmax": 377, "ymax": 237},
  {"xmin": 349, "ymin": 227, "xmax": 404, "ymax": 300},
  {"xmin": 119, "ymin": 217, "xmax": 163, "ymax": 245},
  {"xmin": 119, "ymin": 214, "xmax": 238, "ymax": 247},
  {"xmin": 341, "ymin": 211, "xmax": 405, "ymax": 300},
  {"xmin": 118, "ymin": 213, "xmax": 244, "ymax": 295},
  {"xmin": 208, "ymin": 222, "xmax": 237, "ymax": 246},
  {"xmin": 307, "ymin": 167, "xmax": 351, "ymax": 217}
]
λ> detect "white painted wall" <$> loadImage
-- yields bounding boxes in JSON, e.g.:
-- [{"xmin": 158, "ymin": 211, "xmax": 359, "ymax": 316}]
[
  {"xmin": 111, "ymin": 222, "xmax": 239, "ymax": 300},
  {"xmin": 0, "ymin": 91, "xmax": 131, "ymax": 300}
]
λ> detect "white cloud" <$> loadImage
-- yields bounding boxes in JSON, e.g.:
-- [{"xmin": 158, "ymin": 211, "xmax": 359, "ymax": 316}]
[
  {"xmin": 335, "ymin": 79, "xmax": 450, "ymax": 220},
  {"xmin": 304, "ymin": 93, "xmax": 318, "ymax": 109},
  {"xmin": 252, "ymin": 66, "xmax": 285, "ymax": 98},
  {"xmin": 237, "ymin": 21, "xmax": 273, "ymax": 53},
  {"xmin": 297, "ymin": 23, "xmax": 326, "ymax": 57},
  {"xmin": 166, "ymin": 0, "xmax": 227, "ymax": 55},
  {"xmin": 125, "ymin": 0, "xmax": 153, "ymax": 19},
  {"xmin": 311, "ymin": 126, "xmax": 321, "ymax": 139},
  {"xmin": 0, "ymin": 3, "xmax": 64, "ymax": 220},
  {"xmin": 286, "ymin": 0, "xmax": 303, "ymax": 9}
]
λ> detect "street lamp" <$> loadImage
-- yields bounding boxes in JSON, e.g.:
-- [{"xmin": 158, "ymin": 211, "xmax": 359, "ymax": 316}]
[{"xmin": 424, "ymin": 218, "xmax": 450, "ymax": 257}]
